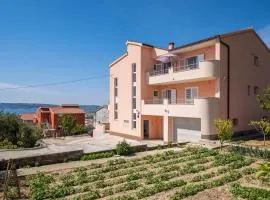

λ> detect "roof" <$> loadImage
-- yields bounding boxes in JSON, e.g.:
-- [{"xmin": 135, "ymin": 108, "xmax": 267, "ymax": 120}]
[
  {"xmin": 171, "ymin": 28, "xmax": 269, "ymax": 52},
  {"xmin": 49, "ymin": 106, "xmax": 85, "ymax": 114},
  {"xmin": 20, "ymin": 113, "xmax": 35, "ymax": 121},
  {"xmin": 126, "ymin": 40, "xmax": 167, "ymax": 50},
  {"xmin": 110, "ymin": 40, "xmax": 167, "ymax": 67},
  {"xmin": 95, "ymin": 105, "xmax": 108, "ymax": 113}
]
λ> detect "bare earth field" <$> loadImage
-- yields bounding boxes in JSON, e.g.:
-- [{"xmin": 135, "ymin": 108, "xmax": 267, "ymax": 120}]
[{"xmin": 1, "ymin": 146, "xmax": 269, "ymax": 200}]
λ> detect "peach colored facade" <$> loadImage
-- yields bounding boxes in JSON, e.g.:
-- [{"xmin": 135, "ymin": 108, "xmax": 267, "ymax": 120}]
[{"xmin": 109, "ymin": 29, "xmax": 270, "ymax": 142}]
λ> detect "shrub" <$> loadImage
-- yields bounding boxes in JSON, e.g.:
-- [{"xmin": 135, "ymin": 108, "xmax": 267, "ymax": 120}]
[
  {"xmin": 231, "ymin": 183, "xmax": 270, "ymax": 199},
  {"xmin": 29, "ymin": 172, "xmax": 53, "ymax": 200},
  {"xmin": 256, "ymin": 162, "xmax": 270, "ymax": 182},
  {"xmin": 230, "ymin": 145, "xmax": 270, "ymax": 159},
  {"xmin": 0, "ymin": 112, "xmax": 41, "ymax": 149},
  {"xmin": 116, "ymin": 140, "xmax": 132, "ymax": 156},
  {"xmin": 214, "ymin": 119, "xmax": 233, "ymax": 150},
  {"xmin": 73, "ymin": 124, "xmax": 94, "ymax": 135},
  {"xmin": 81, "ymin": 151, "xmax": 115, "ymax": 160}
]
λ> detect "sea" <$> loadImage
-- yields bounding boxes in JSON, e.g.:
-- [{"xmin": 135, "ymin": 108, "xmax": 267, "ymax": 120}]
[{"xmin": 0, "ymin": 103, "xmax": 101, "ymax": 114}]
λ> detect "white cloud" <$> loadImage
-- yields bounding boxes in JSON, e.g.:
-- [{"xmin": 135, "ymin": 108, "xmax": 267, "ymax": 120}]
[{"xmin": 258, "ymin": 25, "xmax": 270, "ymax": 47}]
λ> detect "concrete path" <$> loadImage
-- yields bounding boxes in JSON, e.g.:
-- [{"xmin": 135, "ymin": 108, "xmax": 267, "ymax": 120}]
[
  {"xmin": 17, "ymin": 147, "xmax": 183, "ymax": 177},
  {"xmin": 0, "ymin": 131, "xmax": 164, "ymax": 160}
]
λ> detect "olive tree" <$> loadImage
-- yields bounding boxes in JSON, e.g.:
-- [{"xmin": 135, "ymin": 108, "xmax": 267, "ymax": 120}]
[
  {"xmin": 214, "ymin": 119, "xmax": 233, "ymax": 150},
  {"xmin": 257, "ymin": 87, "xmax": 270, "ymax": 112},
  {"xmin": 249, "ymin": 119, "xmax": 270, "ymax": 146}
]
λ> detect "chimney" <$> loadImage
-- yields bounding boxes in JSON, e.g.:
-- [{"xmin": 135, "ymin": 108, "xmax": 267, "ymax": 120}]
[{"xmin": 168, "ymin": 42, "xmax": 175, "ymax": 50}]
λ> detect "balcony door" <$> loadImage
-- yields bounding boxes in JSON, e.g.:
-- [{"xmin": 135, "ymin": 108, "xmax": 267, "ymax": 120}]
[
  {"xmin": 162, "ymin": 89, "xmax": 176, "ymax": 104},
  {"xmin": 185, "ymin": 87, "xmax": 198, "ymax": 103}
]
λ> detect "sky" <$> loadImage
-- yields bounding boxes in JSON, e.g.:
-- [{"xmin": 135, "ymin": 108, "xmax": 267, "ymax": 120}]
[{"xmin": 0, "ymin": 0, "xmax": 270, "ymax": 105}]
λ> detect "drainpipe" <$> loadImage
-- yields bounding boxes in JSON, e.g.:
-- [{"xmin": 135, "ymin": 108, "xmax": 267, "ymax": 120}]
[{"xmin": 219, "ymin": 37, "xmax": 230, "ymax": 119}]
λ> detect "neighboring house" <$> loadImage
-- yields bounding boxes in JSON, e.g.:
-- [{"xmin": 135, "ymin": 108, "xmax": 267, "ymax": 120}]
[
  {"xmin": 109, "ymin": 28, "xmax": 270, "ymax": 143},
  {"xmin": 21, "ymin": 105, "xmax": 85, "ymax": 135},
  {"xmin": 20, "ymin": 113, "xmax": 36, "ymax": 124},
  {"xmin": 95, "ymin": 105, "xmax": 109, "ymax": 124},
  {"xmin": 95, "ymin": 105, "xmax": 109, "ymax": 132},
  {"xmin": 36, "ymin": 104, "xmax": 85, "ymax": 131}
]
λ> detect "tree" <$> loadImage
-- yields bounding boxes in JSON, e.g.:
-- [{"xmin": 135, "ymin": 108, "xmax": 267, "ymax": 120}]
[
  {"xmin": 214, "ymin": 119, "xmax": 233, "ymax": 150},
  {"xmin": 249, "ymin": 119, "xmax": 270, "ymax": 146},
  {"xmin": 0, "ymin": 112, "xmax": 41, "ymax": 149},
  {"xmin": 60, "ymin": 115, "xmax": 77, "ymax": 136},
  {"xmin": 257, "ymin": 87, "xmax": 270, "ymax": 112}
]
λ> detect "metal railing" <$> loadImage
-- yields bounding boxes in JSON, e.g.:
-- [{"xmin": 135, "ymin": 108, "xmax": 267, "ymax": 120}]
[
  {"xmin": 173, "ymin": 63, "xmax": 199, "ymax": 72},
  {"xmin": 143, "ymin": 98, "xmax": 196, "ymax": 105},
  {"xmin": 144, "ymin": 99, "xmax": 163, "ymax": 104},
  {"xmin": 149, "ymin": 68, "xmax": 169, "ymax": 77},
  {"xmin": 168, "ymin": 99, "xmax": 195, "ymax": 105}
]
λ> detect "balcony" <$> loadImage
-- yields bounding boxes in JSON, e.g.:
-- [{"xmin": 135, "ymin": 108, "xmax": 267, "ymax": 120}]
[
  {"xmin": 141, "ymin": 97, "xmax": 220, "ymax": 119},
  {"xmin": 148, "ymin": 60, "xmax": 220, "ymax": 85}
]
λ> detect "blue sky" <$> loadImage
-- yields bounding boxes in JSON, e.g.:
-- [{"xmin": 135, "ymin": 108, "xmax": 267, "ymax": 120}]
[{"xmin": 0, "ymin": 0, "xmax": 270, "ymax": 105}]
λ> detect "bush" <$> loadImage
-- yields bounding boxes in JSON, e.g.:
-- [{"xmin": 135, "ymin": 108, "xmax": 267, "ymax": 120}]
[
  {"xmin": 0, "ymin": 112, "xmax": 41, "ymax": 149},
  {"xmin": 73, "ymin": 124, "xmax": 94, "ymax": 135},
  {"xmin": 230, "ymin": 145, "xmax": 270, "ymax": 159},
  {"xmin": 81, "ymin": 151, "xmax": 115, "ymax": 160},
  {"xmin": 116, "ymin": 140, "xmax": 132, "ymax": 156},
  {"xmin": 214, "ymin": 119, "xmax": 233, "ymax": 150}
]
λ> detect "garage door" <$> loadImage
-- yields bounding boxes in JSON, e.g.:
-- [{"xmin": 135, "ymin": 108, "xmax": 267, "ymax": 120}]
[{"xmin": 173, "ymin": 117, "xmax": 201, "ymax": 142}]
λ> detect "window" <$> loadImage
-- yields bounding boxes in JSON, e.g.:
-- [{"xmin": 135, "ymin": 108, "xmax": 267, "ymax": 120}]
[
  {"xmin": 132, "ymin": 86, "xmax": 136, "ymax": 97},
  {"xmin": 185, "ymin": 87, "xmax": 198, "ymax": 99},
  {"xmin": 114, "ymin": 78, "xmax": 118, "ymax": 97},
  {"xmin": 132, "ymin": 98, "xmax": 136, "ymax": 109},
  {"xmin": 132, "ymin": 63, "xmax": 137, "ymax": 129},
  {"xmin": 254, "ymin": 86, "xmax": 259, "ymax": 95},
  {"xmin": 186, "ymin": 56, "xmax": 198, "ymax": 69},
  {"xmin": 248, "ymin": 85, "xmax": 251, "ymax": 96},
  {"xmin": 132, "ymin": 63, "xmax": 136, "ymax": 82},
  {"xmin": 132, "ymin": 121, "xmax": 136, "ymax": 129},
  {"xmin": 232, "ymin": 118, "xmax": 239, "ymax": 126},
  {"xmin": 254, "ymin": 56, "xmax": 259, "ymax": 66},
  {"xmin": 153, "ymin": 91, "xmax": 159, "ymax": 97},
  {"xmin": 132, "ymin": 63, "xmax": 136, "ymax": 73},
  {"xmin": 114, "ymin": 78, "xmax": 118, "ymax": 119}
]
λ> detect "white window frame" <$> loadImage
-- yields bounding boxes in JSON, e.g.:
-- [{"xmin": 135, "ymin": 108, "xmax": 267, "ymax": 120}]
[{"xmin": 185, "ymin": 87, "xmax": 199, "ymax": 100}]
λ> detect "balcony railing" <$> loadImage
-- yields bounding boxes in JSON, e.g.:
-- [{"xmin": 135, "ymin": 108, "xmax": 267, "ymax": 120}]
[
  {"xmin": 149, "ymin": 68, "xmax": 169, "ymax": 77},
  {"xmin": 173, "ymin": 63, "xmax": 199, "ymax": 72},
  {"xmin": 147, "ymin": 60, "xmax": 220, "ymax": 85},
  {"xmin": 144, "ymin": 99, "xmax": 163, "ymax": 104},
  {"xmin": 144, "ymin": 98, "xmax": 196, "ymax": 105}
]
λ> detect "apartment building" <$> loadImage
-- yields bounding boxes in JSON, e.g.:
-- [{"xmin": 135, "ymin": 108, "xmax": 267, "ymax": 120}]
[{"xmin": 109, "ymin": 28, "xmax": 270, "ymax": 142}]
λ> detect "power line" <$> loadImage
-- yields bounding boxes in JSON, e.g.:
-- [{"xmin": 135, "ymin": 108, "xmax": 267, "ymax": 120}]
[{"xmin": 0, "ymin": 74, "xmax": 110, "ymax": 91}]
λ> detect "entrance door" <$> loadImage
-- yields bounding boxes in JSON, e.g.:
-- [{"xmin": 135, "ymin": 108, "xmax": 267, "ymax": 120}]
[{"xmin": 143, "ymin": 120, "xmax": 150, "ymax": 138}]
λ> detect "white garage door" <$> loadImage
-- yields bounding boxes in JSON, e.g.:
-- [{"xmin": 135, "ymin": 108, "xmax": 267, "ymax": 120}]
[{"xmin": 173, "ymin": 117, "xmax": 201, "ymax": 142}]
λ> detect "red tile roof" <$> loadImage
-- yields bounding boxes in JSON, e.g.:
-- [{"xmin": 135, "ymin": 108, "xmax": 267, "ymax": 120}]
[
  {"xmin": 20, "ymin": 113, "xmax": 35, "ymax": 121},
  {"xmin": 49, "ymin": 106, "xmax": 85, "ymax": 114}
]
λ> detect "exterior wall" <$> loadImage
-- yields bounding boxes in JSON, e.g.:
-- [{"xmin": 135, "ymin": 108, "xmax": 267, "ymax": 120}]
[
  {"xmin": 148, "ymin": 80, "xmax": 216, "ymax": 100},
  {"xmin": 221, "ymin": 32, "xmax": 270, "ymax": 132},
  {"xmin": 174, "ymin": 45, "xmax": 216, "ymax": 61},
  {"xmin": 109, "ymin": 42, "xmax": 167, "ymax": 139},
  {"xmin": 141, "ymin": 115, "xmax": 163, "ymax": 139},
  {"xmin": 109, "ymin": 44, "xmax": 141, "ymax": 138}
]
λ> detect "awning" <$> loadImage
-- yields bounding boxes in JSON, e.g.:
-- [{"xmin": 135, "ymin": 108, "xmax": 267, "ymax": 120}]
[{"xmin": 156, "ymin": 53, "xmax": 178, "ymax": 63}]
